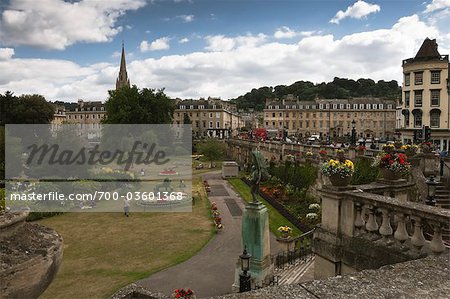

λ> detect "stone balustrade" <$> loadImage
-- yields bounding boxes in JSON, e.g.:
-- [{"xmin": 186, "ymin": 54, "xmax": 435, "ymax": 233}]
[
  {"xmin": 346, "ymin": 190, "xmax": 450, "ymax": 255},
  {"xmin": 314, "ymin": 182, "xmax": 449, "ymax": 279}
]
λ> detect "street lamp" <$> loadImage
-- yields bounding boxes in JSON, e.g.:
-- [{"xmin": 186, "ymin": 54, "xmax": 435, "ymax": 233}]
[
  {"xmin": 351, "ymin": 119, "xmax": 357, "ymax": 146},
  {"xmin": 425, "ymin": 176, "xmax": 438, "ymax": 206},
  {"xmin": 239, "ymin": 246, "xmax": 252, "ymax": 293}
]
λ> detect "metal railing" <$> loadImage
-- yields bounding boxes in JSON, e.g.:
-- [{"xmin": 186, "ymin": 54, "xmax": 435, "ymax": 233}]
[{"xmin": 272, "ymin": 229, "xmax": 315, "ymax": 271}]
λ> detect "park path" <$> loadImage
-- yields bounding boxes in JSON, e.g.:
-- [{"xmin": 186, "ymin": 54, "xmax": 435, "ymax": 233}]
[{"xmin": 137, "ymin": 172, "xmax": 283, "ymax": 298}]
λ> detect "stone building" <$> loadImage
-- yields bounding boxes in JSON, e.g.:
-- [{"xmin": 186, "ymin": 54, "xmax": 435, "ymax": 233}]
[
  {"xmin": 264, "ymin": 95, "xmax": 396, "ymax": 140},
  {"xmin": 398, "ymin": 38, "xmax": 450, "ymax": 151},
  {"xmin": 65, "ymin": 100, "xmax": 105, "ymax": 140},
  {"xmin": 173, "ymin": 97, "xmax": 244, "ymax": 138}
]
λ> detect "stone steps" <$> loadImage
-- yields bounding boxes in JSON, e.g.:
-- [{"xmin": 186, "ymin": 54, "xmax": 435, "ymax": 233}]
[{"xmin": 277, "ymin": 256, "xmax": 315, "ymax": 285}]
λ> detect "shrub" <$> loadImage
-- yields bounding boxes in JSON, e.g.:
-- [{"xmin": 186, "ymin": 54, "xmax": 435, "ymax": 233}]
[{"xmin": 351, "ymin": 157, "xmax": 379, "ymax": 185}]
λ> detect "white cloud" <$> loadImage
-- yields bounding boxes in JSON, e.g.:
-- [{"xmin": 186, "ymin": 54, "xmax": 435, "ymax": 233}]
[
  {"xmin": 205, "ymin": 34, "xmax": 267, "ymax": 51},
  {"xmin": 424, "ymin": 0, "xmax": 450, "ymax": 12},
  {"xmin": 274, "ymin": 26, "xmax": 297, "ymax": 39},
  {"xmin": 179, "ymin": 38, "xmax": 190, "ymax": 44},
  {"xmin": 140, "ymin": 37, "xmax": 171, "ymax": 52},
  {"xmin": 177, "ymin": 14, "xmax": 194, "ymax": 22},
  {"xmin": 0, "ymin": 48, "xmax": 14, "ymax": 60},
  {"xmin": 330, "ymin": 0, "xmax": 381, "ymax": 24},
  {"xmin": 0, "ymin": 13, "xmax": 449, "ymax": 102},
  {"xmin": 0, "ymin": 0, "xmax": 146, "ymax": 50}
]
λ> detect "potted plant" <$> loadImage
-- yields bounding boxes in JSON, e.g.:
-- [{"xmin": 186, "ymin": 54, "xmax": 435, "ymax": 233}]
[
  {"xmin": 421, "ymin": 141, "xmax": 433, "ymax": 154},
  {"xmin": 373, "ymin": 152, "xmax": 410, "ymax": 180},
  {"xmin": 319, "ymin": 149, "xmax": 328, "ymax": 158},
  {"xmin": 277, "ymin": 225, "xmax": 292, "ymax": 239},
  {"xmin": 394, "ymin": 140, "xmax": 403, "ymax": 150},
  {"xmin": 401, "ymin": 144, "xmax": 418, "ymax": 157},
  {"xmin": 321, "ymin": 158, "xmax": 355, "ymax": 186},
  {"xmin": 382, "ymin": 143, "xmax": 395, "ymax": 154}
]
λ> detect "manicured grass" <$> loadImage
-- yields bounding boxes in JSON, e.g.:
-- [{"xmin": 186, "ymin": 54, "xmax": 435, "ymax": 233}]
[
  {"xmin": 227, "ymin": 178, "xmax": 302, "ymax": 237},
  {"xmin": 38, "ymin": 176, "xmax": 214, "ymax": 299}
]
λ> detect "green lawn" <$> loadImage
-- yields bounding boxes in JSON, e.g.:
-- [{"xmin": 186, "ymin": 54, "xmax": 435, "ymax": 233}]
[
  {"xmin": 227, "ymin": 178, "xmax": 302, "ymax": 237},
  {"xmin": 38, "ymin": 176, "xmax": 214, "ymax": 299}
]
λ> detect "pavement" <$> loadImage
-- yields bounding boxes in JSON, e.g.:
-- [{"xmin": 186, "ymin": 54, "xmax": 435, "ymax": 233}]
[{"xmin": 137, "ymin": 172, "xmax": 283, "ymax": 298}]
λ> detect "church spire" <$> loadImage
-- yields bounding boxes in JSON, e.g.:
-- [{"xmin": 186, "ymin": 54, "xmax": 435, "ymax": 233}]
[{"xmin": 116, "ymin": 41, "xmax": 130, "ymax": 90}]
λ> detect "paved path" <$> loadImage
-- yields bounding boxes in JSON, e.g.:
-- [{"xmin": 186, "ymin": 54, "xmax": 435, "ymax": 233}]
[{"xmin": 137, "ymin": 172, "xmax": 283, "ymax": 298}]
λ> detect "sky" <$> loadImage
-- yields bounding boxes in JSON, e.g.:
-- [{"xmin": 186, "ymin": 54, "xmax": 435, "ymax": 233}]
[{"xmin": 0, "ymin": 0, "xmax": 449, "ymax": 102}]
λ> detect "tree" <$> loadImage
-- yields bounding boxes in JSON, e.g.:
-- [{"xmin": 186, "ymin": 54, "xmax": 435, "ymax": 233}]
[
  {"xmin": 103, "ymin": 85, "xmax": 175, "ymax": 124},
  {"xmin": 197, "ymin": 139, "xmax": 225, "ymax": 167},
  {"xmin": 0, "ymin": 92, "xmax": 55, "ymax": 124}
]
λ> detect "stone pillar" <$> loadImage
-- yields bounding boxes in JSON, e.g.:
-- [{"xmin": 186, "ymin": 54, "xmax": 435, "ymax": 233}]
[
  {"xmin": 313, "ymin": 185, "xmax": 356, "ymax": 279},
  {"xmin": 240, "ymin": 201, "xmax": 273, "ymax": 287}
]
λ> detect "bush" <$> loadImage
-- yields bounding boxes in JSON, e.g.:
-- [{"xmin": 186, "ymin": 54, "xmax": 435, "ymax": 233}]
[{"xmin": 351, "ymin": 157, "xmax": 379, "ymax": 185}]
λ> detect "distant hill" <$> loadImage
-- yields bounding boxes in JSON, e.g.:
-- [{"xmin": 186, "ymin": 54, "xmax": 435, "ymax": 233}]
[{"xmin": 230, "ymin": 77, "xmax": 401, "ymax": 111}]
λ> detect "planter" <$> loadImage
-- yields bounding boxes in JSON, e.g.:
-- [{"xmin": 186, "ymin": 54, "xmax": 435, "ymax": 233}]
[
  {"xmin": 382, "ymin": 168, "xmax": 402, "ymax": 180},
  {"xmin": 329, "ymin": 174, "xmax": 352, "ymax": 187}
]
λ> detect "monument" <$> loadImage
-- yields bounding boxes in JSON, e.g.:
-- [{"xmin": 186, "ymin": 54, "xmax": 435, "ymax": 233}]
[{"xmin": 234, "ymin": 150, "xmax": 273, "ymax": 290}]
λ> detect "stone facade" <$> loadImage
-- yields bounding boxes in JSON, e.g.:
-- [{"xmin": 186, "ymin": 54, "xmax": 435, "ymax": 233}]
[
  {"xmin": 173, "ymin": 97, "xmax": 244, "ymax": 138},
  {"xmin": 399, "ymin": 38, "xmax": 450, "ymax": 151},
  {"xmin": 264, "ymin": 96, "xmax": 397, "ymax": 140}
]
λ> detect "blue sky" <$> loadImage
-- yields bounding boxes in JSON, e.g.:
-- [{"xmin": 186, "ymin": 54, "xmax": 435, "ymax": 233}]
[{"xmin": 0, "ymin": 0, "xmax": 449, "ymax": 101}]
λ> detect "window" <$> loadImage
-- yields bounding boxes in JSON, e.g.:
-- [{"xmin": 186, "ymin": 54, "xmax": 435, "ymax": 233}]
[
  {"xmin": 268, "ymin": 105, "xmax": 273, "ymax": 109},
  {"xmin": 202, "ymin": 121, "xmax": 206, "ymax": 128},
  {"xmin": 346, "ymin": 104, "xmax": 351, "ymax": 109},
  {"xmin": 414, "ymin": 72, "xmax": 423, "ymax": 85},
  {"xmin": 359, "ymin": 104, "xmax": 364, "ymax": 109},
  {"xmin": 325, "ymin": 104, "xmax": 330, "ymax": 109},
  {"xmin": 387, "ymin": 105, "xmax": 392, "ymax": 109},
  {"xmin": 404, "ymin": 73, "xmax": 410, "ymax": 86},
  {"xmin": 199, "ymin": 105, "xmax": 204, "ymax": 109},
  {"xmin": 405, "ymin": 91, "xmax": 410, "ymax": 107},
  {"xmin": 292, "ymin": 105, "xmax": 296, "ymax": 109},
  {"xmin": 404, "ymin": 114, "xmax": 409, "ymax": 127},
  {"xmin": 373, "ymin": 104, "xmax": 378, "ymax": 109},
  {"xmin": 212, "ymin": 105, "xmax": 216, "ymax": 109},
  {"xmin": 272, "ymin": 113, "xmax": 275, "ymax": 117},
  {"xmin": 319, "ymin": 104, "xmax": 323, "ymax": 109},
  {"xmin": 414, "ymin": 113, "xmax": 422, "ymax": 127},
  {"xmin": 430, "ymin": 112, "xmax": 440, "ymax": 127},
  {"xmin": 216, "ymin": 112, "xmax": 220, "ymax": 118},
  {"xmin": 209, "ymin": 113, "xmax": 213, "ymax": 118},
  {"xmin": 279, "ymin": 113, "xmax": 282, "ymax": 117},
  {"xmin": 339, "ymin": 104, "xmax": 344, "ymax": 109},
  {"xmin": 431, "ymin": 90, "xmax": 440, "ymax": 106},
  {"xmin": 209, "ymin": 121, "xmax": 213, "ymax": 128},
  {"xmin": 333, "ymin": 104, "xmax": 337, "ymax": 109},
  {"xmin": 189, "ymin": 105, "xmax": 194, "ymax": 109},
  {"xmin": 275, "ymin": 105, "xmax": 279, "ymax": 109},
  {"xmin": 379, "ymin": 104, "xmax": 383, "ymax": 109},
  {"xmin": 367, "ymin": 104, "xmax": 371, "ymax": 110},
  {"xmin": 414, "ymin": 90, "xmax": 423, "ymax": 107},
  {"xmin": 195, "ymin": 121, "xmax": 199, "ymax": 128},
  {"xmin": 353, "ymin": 104, "xmax": 358, "ymax": 109},
  {"xmin": 216, "ymin": 121, "xmax": 220, "ymax": 128},
  {"xmin": 285, "ymin": 105, "xmax": 289, "ymax": 109},
  {"xmin": 431, "ymin": 71, "xmax": 441, "ymax": 84},
  {"xmin": 180, "ymin": 105, "xmax": 185, "ymax": 109}
]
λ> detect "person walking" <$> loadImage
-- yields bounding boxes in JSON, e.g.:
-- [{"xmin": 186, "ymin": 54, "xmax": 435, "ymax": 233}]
[{"xmin": 124, "ymin": 198, "xmax": 131, "ymax": 217}]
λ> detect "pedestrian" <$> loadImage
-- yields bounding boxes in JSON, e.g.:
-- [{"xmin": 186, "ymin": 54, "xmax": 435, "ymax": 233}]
[
  {"xmin": 124, "ymin": 198, "xmax": 131, "ymax": 217},
  {"xmin": 440, "ymin": 150, "xmax": 448, "ymax": 176}
]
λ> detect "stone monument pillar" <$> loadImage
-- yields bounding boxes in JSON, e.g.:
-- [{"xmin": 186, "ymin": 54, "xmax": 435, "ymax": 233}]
[{"xmin": 241, "ymin": 201, "xmax": 272, "ymax": 285}]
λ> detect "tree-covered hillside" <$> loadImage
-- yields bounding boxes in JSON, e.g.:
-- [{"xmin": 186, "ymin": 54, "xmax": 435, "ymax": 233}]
[{"xmin": 230, "ymin": 77, "xmax": 401, "ymax": 111}]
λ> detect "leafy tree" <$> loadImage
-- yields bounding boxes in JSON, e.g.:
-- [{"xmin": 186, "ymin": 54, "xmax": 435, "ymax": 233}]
[
  {"xmin": 103, "ymin": 85, "xmax": 175, "ymax": 124},
  {"xmin": 197, "ymin": 139, "xmax": 225, "ymax": 167},
  {"xmin": 0, "ymin": 92, "xmax": 54, "ymax": 124}
]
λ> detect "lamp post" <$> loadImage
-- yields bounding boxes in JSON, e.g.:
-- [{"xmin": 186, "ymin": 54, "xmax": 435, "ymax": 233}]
[
  {"xmin": 239, "ymin": 246, "xmax": 252, "ymax": 293},
  {"xmin": 425, "ymin": 176, "xmax": 438, "ymax": 206},
  {"xmin": 351, "ymin": 119, "xmax": 357, "ymax": 146}
]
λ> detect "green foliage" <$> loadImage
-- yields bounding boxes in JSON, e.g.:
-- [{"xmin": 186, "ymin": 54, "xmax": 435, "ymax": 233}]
[
  {"xmin": 351, "ymin": 157, "xmax": 380, "ymax": 185},
  {"xmin": 228, "ymin": 178, "xmax": 302, "ymax": 237},
  {"xmin": 0, "ymin": 92, "xmax": 55, "ymax": 125},
  {"xmin": 104, "ymin": 85, "xmax": 175, "ymax": 124},
  {"xmin": 197, "ymin": 139, "xmax": 225, "ymax": 164},
  {"xmin": 269, "ymin": 162, "xmax": 318, "ymax": 191},
  {"xmin": 26, "ymin": 212, "xmax": 64, "ymax": 222},
  {"xmin": 230, "ymin": 77, "xmax": 401, "ymax": 111}
]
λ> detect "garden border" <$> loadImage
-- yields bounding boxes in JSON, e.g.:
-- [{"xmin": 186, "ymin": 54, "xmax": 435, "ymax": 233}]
[{"xmin": 241, "ymin": 177, "xmax": 312, "ymax": 232}]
